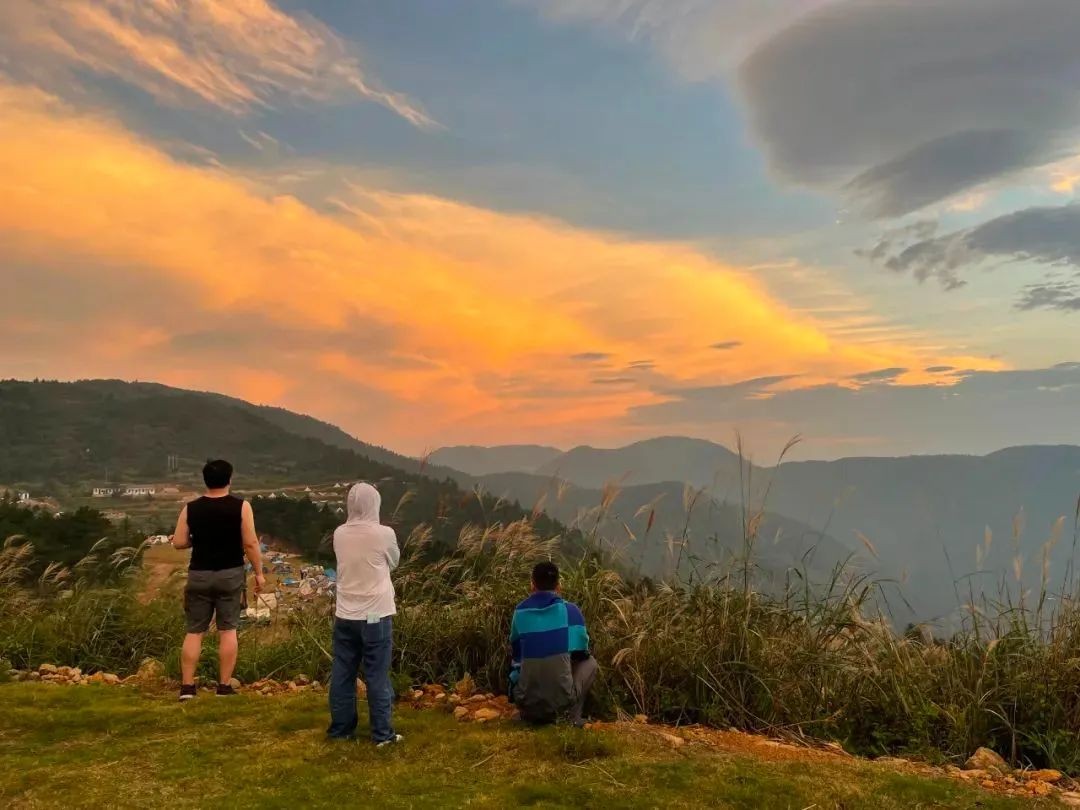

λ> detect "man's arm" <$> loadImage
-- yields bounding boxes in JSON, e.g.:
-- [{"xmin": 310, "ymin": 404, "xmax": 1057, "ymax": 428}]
[
  {"xmin": 509, "ymin": 611, "xmax": 521, "ymax": 662},
  {"xmin": 507, "ymin": 610, "xmax": 522, "ymax": 702},
  {"xmin": 385, "ymin": 529, "xmax": 400, "ymax": 571},
  {"xmin": 567, "ymin": 603, "xmax": 591, "ymax": 661},
  {"xmin": 241, "ymin": 501, "xmax": 265, "ymax": 593},
  {"xmin": 170, "ymin": 506, "xmax": 191, "ymax": 550}
]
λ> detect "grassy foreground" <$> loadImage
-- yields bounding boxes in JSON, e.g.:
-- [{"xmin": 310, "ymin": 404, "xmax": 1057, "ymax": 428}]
[{"xmin": 0, "ymin": 684, "xmax": 1050, "ymax": 809}]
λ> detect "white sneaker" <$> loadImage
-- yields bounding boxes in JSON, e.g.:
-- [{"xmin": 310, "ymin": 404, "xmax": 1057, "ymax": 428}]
[{"xmin": 375, "ymin": 734, "xmax": 404, "ymax": 748}]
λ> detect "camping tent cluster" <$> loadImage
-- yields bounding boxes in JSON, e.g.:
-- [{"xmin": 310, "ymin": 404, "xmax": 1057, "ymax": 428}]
[
  {"xmin": 295, "ymin": 565, "xmax": 336, "ymax": 598},
  {"xmin": 240, "ymin": 548, "xmax": 336, "ymax": 623}
]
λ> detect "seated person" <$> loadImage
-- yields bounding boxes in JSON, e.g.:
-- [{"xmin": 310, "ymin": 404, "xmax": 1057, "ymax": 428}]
[{"xmin": 509, "ymin": 561, "xmax": 597, "ymax": 726}]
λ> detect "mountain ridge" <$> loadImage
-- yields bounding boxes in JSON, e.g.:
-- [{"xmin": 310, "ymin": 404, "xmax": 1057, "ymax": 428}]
[
  {"xmin": 452, "ymin": 437, "xmax": 1080, "ymax": 623},
  {"xmin": 0, "ymin": 379, "xmax": 854, "ymax": 593},
  {"xmin": 427, "ymin": 444, "xmax": 562, "ymax": 476}
]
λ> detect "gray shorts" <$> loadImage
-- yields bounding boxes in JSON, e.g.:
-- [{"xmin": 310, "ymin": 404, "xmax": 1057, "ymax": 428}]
[{"xmin": 184, "ymin": 567, "xmax": 245, "ymax": 633}]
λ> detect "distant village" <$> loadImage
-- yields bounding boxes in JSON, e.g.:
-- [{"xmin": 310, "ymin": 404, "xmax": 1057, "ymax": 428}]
[
  {"xmin": 6, "ymin": 482, "xmax": 345, "ymax": 626},
  {"xmin": 2, "ymin": 488, "xmax": 41, "ymax": 508},
  {"xmin": 92, "ymin": 485, "xmax": 168, "ymax": 498},
  {"xmin": 90, "ymin": 482, "xmax": 352, "ymax": 515}
]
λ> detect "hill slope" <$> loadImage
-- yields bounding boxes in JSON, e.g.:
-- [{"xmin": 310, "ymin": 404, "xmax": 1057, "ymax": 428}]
[
  {"xmin": 535, "ymin": 436, "xmax": 744, "ymax": 491},
  {"xmin": 0, "ymin": 379, "xmax": 569, "ymax": 557},
  {"xmin": 460, "ymin": 437, "xmax": 1080, "ymax": 622},
  {"xmin": 1, "ymin": 380, "xmax": 846, "ymax": 587},
  {"xmin": 0, "ymin": 379, "xmax": 460, "ymax": 487},
  {"xmin": 476, "ymin": 472, "xmax": 854, "ymax": 583},
  {"xmin": 768, "ymin": 446, "xmax": 1080, "ymax": 621}
]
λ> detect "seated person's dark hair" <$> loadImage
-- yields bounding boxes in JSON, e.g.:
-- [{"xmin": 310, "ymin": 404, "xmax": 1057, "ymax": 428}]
[
  {"xmin": 202, "ymin": 459, "xmax": 234, "ymax": 489},
  {"xmin": 531, "ymin": 561, "xmax": 559, "ymax": 591}
]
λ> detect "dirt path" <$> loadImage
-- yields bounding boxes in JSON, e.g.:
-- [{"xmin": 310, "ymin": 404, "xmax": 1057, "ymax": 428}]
[{"xmin": 138, "ymin": 560, "xmax": 180, "ymax": 604}]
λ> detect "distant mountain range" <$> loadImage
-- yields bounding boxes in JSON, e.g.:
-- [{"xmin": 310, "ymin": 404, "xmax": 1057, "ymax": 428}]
[
  {"xmin": 9, "ymin": 379, "xmax": 1077, "ymax": 624},
  {"xmin": 0, "ymin": 380, "xmax": 848, "ymax": 589},
  {"xmin": 428, "ymin": 445, "xmax": 562, "ymax": 476},
  {"xmin": 437, "ymin": 437, "xmax": 1080, "ymax": 624}
]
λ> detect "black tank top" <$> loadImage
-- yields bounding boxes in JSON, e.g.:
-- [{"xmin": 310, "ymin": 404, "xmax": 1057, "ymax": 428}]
[{"xmin": 187, "ymin": 495, "xmax": 245, "ymax": 571}]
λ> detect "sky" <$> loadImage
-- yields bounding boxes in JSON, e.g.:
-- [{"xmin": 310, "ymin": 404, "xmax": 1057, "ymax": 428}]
[{"xmin": 2, "ymin": 0, "xmax": 1080, "ymax": 459}]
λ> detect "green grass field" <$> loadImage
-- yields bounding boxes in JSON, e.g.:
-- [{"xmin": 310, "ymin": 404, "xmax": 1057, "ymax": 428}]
[{"xmin": 0, "ymin": 684, "xmax": 1052, "ymax": 809}]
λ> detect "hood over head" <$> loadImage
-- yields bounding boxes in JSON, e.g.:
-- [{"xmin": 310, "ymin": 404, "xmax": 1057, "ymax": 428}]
[{"xmin": 346, "ymin": 482, "xmax": 382, "ymax": 524}]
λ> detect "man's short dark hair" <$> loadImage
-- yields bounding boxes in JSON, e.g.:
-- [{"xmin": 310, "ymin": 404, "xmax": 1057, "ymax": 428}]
[
  {"xmin": 531, "ymin": 561, "xmax": 559, "ymax": 591},
  {"xmin": 202, "ymin": 459, "xmax": 233, "ymax": 489}
]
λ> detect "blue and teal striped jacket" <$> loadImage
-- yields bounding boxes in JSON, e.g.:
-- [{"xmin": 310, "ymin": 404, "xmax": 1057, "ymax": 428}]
[{"xmin": 508, "ymin": 591, "xmax": 590, "ymax": 717}]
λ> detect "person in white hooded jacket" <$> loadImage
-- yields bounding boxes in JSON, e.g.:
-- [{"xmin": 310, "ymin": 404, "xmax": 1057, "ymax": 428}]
[{"xmin": 326, "ymin": 482, "xmax": 402, "ymax": 745}]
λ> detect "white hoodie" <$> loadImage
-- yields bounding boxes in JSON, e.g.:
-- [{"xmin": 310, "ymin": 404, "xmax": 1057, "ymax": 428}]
[{"xmin": 333, "ymin": 483, "xmax": 400, "ymax": 620}]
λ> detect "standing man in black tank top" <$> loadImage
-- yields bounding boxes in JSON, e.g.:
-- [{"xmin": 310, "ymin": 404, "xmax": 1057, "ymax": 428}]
[{"xmin": 170, "ymin": 459, "xmax": 264, "ymax": 700}]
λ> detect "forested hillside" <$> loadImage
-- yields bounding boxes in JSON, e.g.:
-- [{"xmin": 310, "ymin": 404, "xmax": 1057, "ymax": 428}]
[
  {"xmin": 0, "ymin": 380, "xmax": 576, "ymax": 566},
  {"xmin": 0, "ymin": 380, "xmax": 853, "ymax": 588},
  {"xmin": 0, "ymin": 379, "xmax": 418, "ymax": 487}
]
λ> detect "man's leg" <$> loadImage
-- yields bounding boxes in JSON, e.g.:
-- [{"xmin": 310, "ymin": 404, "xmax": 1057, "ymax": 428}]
[
  {"xmin": 182, "ymin": 571, "xmax": 213, "ymax": 685},
  {"xmin": 214, "ymin": 569, "xmax": 245, "ymax": 684},
  {"xmin": 361, "ymin": 617, "xmax": 396, "ymax": 743},
  {"xmin": 327, "ymin": 619, "xmax": 363, "ymax": 739},
  {"xmin": 181, "ymin": 633, "xmax": 204, "ymax": 685},
  {"xmin": 569, "ymin": 656, "xmax": 598, "ymax": 725},
  {"xmin": 217, "ymin": 629, "xmax": 238, "ymax": 683}
]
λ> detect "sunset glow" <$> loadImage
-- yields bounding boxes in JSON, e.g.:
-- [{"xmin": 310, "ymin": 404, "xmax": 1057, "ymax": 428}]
[{"xmin": 2, "ymin": 0, "xmax": 1077, "ymax": 456}]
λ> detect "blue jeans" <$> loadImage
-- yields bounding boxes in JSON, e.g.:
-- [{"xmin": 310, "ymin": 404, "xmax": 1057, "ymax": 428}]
[{"xmin": 327, "ymin": 616, "xmax": 395, "ymax": 742}]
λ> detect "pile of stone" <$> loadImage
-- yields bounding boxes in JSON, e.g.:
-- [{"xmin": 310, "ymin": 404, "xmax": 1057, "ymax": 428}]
[
  {"xmin": 949, "ymin": 746, "xmax": 1072, "ymax": 800},
  {"xmin": 248, "ymin": 674, "xmax": 323, "ymax": 695},
  {"xmin": 10, "ymin": 664, "xmax": 123, "ymax": 685},
  {"xmin": 401, "ymin": 674, "xmax": 517, "ymax": 724}
]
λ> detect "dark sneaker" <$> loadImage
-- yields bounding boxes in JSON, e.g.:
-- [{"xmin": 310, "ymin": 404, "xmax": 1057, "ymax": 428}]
[
  {"xmin": 179, "ymin": 684, "xmax": 197, "ymax": 702},
  {"xmin": 215, "ymin": 683, "xmax": 237, "ymax": 697}
]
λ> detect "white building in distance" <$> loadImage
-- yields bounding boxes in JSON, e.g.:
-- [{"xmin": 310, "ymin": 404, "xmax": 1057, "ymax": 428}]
[{"xmin": 95, "ymin": 485, "xmax": 156, "ymax": 497}]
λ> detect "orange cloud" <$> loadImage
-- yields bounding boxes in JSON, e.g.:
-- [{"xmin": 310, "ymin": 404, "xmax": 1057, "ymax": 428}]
[
  {"xmin": 0, "ymin": 0, "xmax": 437, "ymax": 128},
  {"xmin": 1048, "ymin": 155, "xmax": 1080, "ymax": 194},
  {"xmin": 0, "ymin": 80, "xmax": 999, "ymax": 450}
]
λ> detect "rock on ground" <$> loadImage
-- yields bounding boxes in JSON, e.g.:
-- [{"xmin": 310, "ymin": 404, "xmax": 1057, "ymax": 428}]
[
  {"xmin": 964, "ymin": 747, "xmax": 1010, "ymax": 775},
  {"xmin": 453, "ymin": 674, "xmax": 476, "ymax": 698},
  {"xmin": 1025, "ymin": 769, "xmax": 1063, "ymax": 784},
  {"xmin": 657, "ymin": 732, "xmax": 686, "ymax": 748},
  {"xmin": 131, "ymin": 659, "xmax": 165, "ymax": 683}
]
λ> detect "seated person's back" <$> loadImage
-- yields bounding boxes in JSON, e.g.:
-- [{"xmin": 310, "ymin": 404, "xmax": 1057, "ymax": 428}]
[{"xmin": 510, "ymin": 561, "xmax": 596, "ymax": 725}]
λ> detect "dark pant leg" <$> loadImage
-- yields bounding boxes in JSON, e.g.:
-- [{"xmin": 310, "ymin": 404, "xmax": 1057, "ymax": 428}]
[
  {"xmin": 327, "ymin": 618, "xmax": 363, "ymax": 739},
  {"xmin": 570, "ymin": 656, "xmax": 598, "ymax": 723},
  {"xmin": 211, "ymin": 567, "xmax": 246, "ymax": 631},
  {"xmin": 183, "ymin": 571, "xmax": 214, "ymax": 634},
  {"xmin": 361, "ymin": 616, "xmax": 395, "ymax": 743}
]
